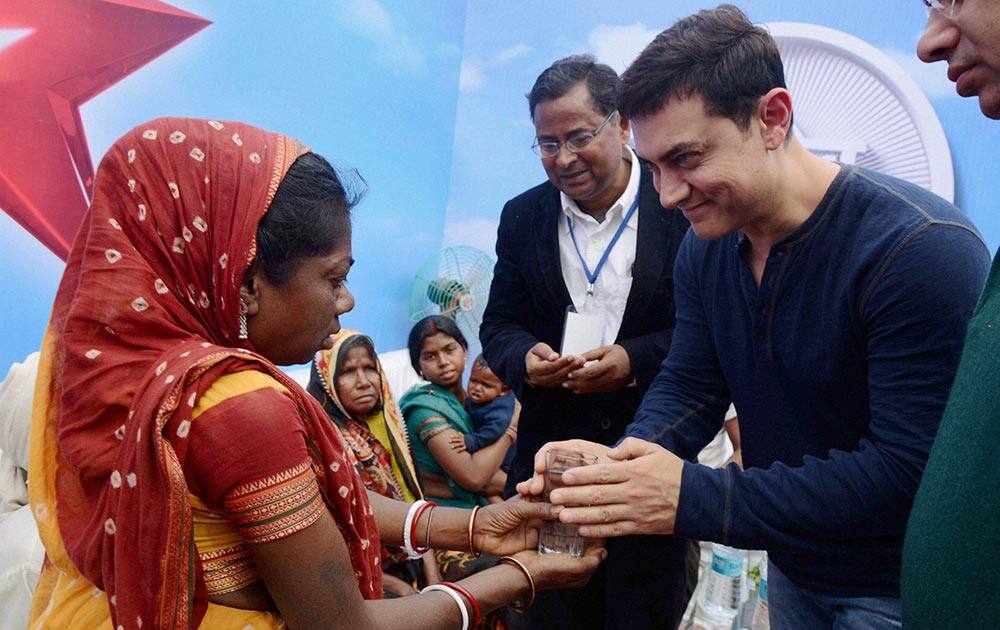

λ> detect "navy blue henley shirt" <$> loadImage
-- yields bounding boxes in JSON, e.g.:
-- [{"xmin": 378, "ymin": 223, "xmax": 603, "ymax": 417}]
[{"xmin": 626, "ymin": 165, "xmax": 990, "ymax": 597}]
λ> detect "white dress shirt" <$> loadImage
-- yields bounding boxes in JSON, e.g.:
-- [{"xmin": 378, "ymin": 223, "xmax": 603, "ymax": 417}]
[{"xmin": 558, "ymin": 147, "xmax": 640, "ymax": 347}]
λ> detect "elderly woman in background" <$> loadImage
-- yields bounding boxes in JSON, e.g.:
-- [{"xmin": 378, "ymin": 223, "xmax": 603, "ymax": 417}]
[
  {"xmin": 27, "ymin": 117, "xmax": 602, "ymax": 629},
  {"xmin": 309, "ymin": 329, "xmax": 441, "ymax": 596}
]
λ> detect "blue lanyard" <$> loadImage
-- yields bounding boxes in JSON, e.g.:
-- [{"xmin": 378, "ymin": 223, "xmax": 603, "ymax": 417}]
[{"xmin": 565, "ymin": 193, "xmax": 640, "ymax": 297}]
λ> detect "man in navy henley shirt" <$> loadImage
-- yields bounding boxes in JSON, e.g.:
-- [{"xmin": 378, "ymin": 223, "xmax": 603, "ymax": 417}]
[{"xmin": 519, "ymin": 6, "xmax": 990, "ymax": 627}]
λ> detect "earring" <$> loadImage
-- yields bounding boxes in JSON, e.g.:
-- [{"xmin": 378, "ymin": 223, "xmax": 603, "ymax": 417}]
[{"xmin": 238, "ymin": 299, "xmax": 249, "ymax": 340}]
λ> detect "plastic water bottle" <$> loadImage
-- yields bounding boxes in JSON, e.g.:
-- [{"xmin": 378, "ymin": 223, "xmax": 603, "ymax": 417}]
[
  {"xmin": 700, "ymin": 544, "xmax": 746, "ymax": 621},
  {"xmin": 752, "ymin": 562, "xmax": 769, "ymax": 630}
]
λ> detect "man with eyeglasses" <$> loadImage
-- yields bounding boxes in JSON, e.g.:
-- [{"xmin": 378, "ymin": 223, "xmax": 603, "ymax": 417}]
[
  {"xmin": 480, "ymin": 54, "xmax": 693, "ymax": 629},
  {"xmin": 903, "ymin": 1, "xmax": 1000, "ymax": 626}
]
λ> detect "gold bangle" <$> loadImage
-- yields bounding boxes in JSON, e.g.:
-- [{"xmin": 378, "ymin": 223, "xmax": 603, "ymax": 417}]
[
  {"xmin": 423, "ymin": 505, "xmax": 436, "ymax": 550},
  {"xmin": 467, "ymin": 505, "xmax": 481, "ymax": 555},
  {"xmin": 500, "ymin": 555, "xmax": 536, "ymax": 610}
]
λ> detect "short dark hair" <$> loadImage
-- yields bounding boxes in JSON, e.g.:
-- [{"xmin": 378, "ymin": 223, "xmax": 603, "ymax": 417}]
[
  {"xmin": 620, "ymin": 4, "xmax": 788, "ymax": 132},
  {"xmin": 526, "ymin": 54, "xmax": 620, "ymax": 119},
  {"xmin": 471, "ymin": 354, "xmax": 490, "ymax": 371},
  {"xmin": 251, "ymin": 152, "xmax": 365, "ymax": 286},
  {"xmin": 407, "ymin": 315, "xmax": 468, "ymax": 373}
]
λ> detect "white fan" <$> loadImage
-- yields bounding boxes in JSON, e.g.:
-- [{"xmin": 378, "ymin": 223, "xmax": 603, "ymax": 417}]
[
  {"xmin": 408, "ymin": 246, "xmax": 496, "ymax": 346},
  {"xmin": 767, "ymin": 22, "xmax": 954, "ymax": 202}
]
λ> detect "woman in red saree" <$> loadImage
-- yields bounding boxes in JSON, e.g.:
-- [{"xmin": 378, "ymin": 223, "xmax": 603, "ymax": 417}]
[{"xmin": 27, "ymin": 117, "xmax": 602, "ymax": 629}]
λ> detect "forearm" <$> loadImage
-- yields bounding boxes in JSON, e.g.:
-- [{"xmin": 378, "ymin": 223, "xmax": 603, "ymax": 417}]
[
  {"xmin": 254, "ymin": 502, "xmax": 537, "ymax": 629},
  {"xmin": 433, "ymin": 432, "xmax": 515, "ymax": 492},
  {"xmin": 481, "ymin": 324, "xmax": 536, "ymax": 396},
  {"xmin": 453, "ymin": 435, "xmax": 514, "ymax": 491},
  {"xmin": 368, "ymin": 491, "xmax": 409, "ymax": 547},
  {"xmin": 361, "ymin": 563, "xmax": 528, "ymax": 627},
  {"xmin": 368, "ymin": 494, "xmax": 484, "ymax": 554},
  {"xmin": 625, "ymin": 364, "xmax": 728, "ymax": 461},
  {"xmin": 467, "ymin": 435, "xmax": 514, "ymax": 486},
  {"xmin": 724, "ymin": 417, "xmax": 741, "ymax": 452},
  {"xmin": 485, "ymin": 469, "xmax": 507, "ymax": 495},
  {"xmin": 625, "ymin": 239, "xmax": 729, "ymax": 458},
  {"xmin": 676, "ymin": 443, "xmax": 922, "ymax": 552},
  {"xmin": 481, "ymin": 212, "xmax": 541, "ymax": 397},
  {"xmin": 464, "ymin": 418, "xmax": 510, "ymax": 453},
  {"xmin": 617, "ymin": 329, "xmax": 673, "ymax": 393}
]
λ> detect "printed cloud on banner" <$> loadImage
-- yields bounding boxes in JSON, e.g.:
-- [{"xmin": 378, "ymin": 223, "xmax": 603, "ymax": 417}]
[
  {"xmin": 443, "ymin": 217, "xmax": 499, "ymax": 255},
  {"xmin": 460, "ymin": 43, "xmax": 533, "ymax": 94},
  {"xmin": 588, "ymin": 22, "xmax": 659, "ymax": 72},
  {"xmin": 334, "ymin": 0, "xmax": 427, "ymax": 74}
]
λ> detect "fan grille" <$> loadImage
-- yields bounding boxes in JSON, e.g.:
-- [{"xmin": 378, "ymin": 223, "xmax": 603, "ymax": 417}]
[
  {"xmin": 770, "ymin": 23, "xmax": 953, "ymax": 201},
  {"xmin": 409, "ymin": 245, "xmax": 495, "ymax": 344}
]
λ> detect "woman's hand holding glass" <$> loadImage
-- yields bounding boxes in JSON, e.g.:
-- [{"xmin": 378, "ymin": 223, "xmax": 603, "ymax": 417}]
[
  {"xmin": 507, "ymin": 547, "xmax": 606, "ymax": 592},
  {"xmin": 472, "ymin": 496, "xmax": 605, "ymax": 591},
  {"xmin": 473, "ymin": 495, "xmax": 555, "ymax": 556}
]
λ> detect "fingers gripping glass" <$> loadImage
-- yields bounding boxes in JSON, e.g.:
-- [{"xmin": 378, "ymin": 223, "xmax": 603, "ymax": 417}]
[
  {"xmin": 532, "ymin": 110, "xmax": 618, "ymax": 158},
  {"xmin": 922, "ymin": 0, "xmax": 960, "ymax": 18}
]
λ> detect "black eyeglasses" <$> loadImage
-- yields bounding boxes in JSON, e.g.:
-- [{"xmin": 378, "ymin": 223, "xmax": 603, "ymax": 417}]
[{"xmin": 532, "ymin": 110, "xmax": 618, "ymax": 158}]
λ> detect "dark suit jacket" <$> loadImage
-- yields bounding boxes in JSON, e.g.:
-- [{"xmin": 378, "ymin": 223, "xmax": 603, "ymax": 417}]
[{"xmin": 480, "ymin": 160, "xmax": 690, "ymax": 493}]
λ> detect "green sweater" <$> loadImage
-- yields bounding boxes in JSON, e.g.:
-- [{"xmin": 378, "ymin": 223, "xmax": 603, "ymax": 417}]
[{"xmin": 903, "ymin": 250, "xmax": 1000, "ymax": 627}]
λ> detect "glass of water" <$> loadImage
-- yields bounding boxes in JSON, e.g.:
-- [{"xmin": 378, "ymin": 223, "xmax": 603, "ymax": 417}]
[{"xmin": 538, "ymin": 449, "xmax": 599, "ymax": 558}]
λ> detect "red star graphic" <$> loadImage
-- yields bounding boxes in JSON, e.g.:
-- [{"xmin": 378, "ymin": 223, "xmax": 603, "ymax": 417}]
[{"xmin": 0, "ymin": 1, "xmax": 210, "ymax": 259}]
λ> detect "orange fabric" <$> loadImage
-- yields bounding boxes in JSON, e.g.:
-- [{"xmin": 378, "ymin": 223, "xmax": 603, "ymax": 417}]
[
  {"xmin": 28, "ymin": 118, "xmax": 380, "ymax": 630},
  {"xmin": 184, "ymin": 371, "xmax": 324, "ymax": 596}
]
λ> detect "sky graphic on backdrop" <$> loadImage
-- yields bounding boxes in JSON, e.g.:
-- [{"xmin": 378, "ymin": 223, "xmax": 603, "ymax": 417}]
[
  {"xmin": 0, "ymin": 0, "xmax": 466, "ymax": 371},
  {"xmin": 444, "ymin": 0, "xmax": 1000, "ymax": 260},
  {"xmin": 4, "ymin": 0, "xmax": 1000, "ymax": 375}
]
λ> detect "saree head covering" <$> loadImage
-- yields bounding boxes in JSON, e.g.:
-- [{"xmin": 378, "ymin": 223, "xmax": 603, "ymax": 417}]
[
  {"xmin": 311, "ymin": 329, "xmax": 422, "ymax": 503},
  {"xmin": 28, "ymin": 117, "xmax": 381, "ymax": 629}
]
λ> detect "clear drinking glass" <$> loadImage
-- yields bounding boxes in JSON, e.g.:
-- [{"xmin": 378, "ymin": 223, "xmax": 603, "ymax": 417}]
[{"xmin": 538, "ymin": 449, "xmax": 599, "ymax": 558}]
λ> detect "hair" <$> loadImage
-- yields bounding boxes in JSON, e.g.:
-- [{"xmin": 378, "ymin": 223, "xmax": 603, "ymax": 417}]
[
  {"xmin": 407, "ymin": 315, "xmax": 468, "ymax": 373},
  {"xmin": 471, "ymin": 354, "xmax": 491, "ymax": 371},
  {"xmin": 526, "ymin": 54, "xmax": 620, "ymax": 119},
  {"xmin": 620, "ymin": 4, "xmax": 789, "ymax": 133},
  {"xmin": 251, "ymin": 152, "xmax": 365, "ymax": 286},
  {"xmin": 334, "ymin": 334, "xmax": 383, "ymax": 414}
]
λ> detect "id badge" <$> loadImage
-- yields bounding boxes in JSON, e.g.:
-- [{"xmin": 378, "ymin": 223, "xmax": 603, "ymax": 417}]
[{"xmin": 560, "ymin": 305, "xmax": 603, "ymax": 357}]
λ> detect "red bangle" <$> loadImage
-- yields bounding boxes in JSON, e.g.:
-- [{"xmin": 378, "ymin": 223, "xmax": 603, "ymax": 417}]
[
  {"xmin": 410, "ymin": 501, "xmax": 436, "ymax": 553},
  {"xmin": 441, "ymin": 581, "xmax": 482, "ymax": 628}
]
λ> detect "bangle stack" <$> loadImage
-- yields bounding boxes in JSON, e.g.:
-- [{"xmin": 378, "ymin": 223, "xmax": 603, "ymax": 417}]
[
  {"xmin": 499, "ymin": 555, "xmax": 536, "ymax": 611},
  {"xmin": 421, "ymin": 584, "xmax": 471, "ymax": 630},
  {"xmin": 403, "ymin": 500, "xmax": 436, "ymax": 559},
  {"xmin": 440, "ymin": 581, "xmax": 482, "ymax": 627},
  {"xmin": 467, "ymin": 505, "xmax": 482, "ymax": 556}
]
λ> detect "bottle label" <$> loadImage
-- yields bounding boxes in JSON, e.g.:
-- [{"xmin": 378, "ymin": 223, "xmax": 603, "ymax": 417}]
[{"xmin": 711, "ymin": 553, "xmax": 744, "ymax": 578}]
